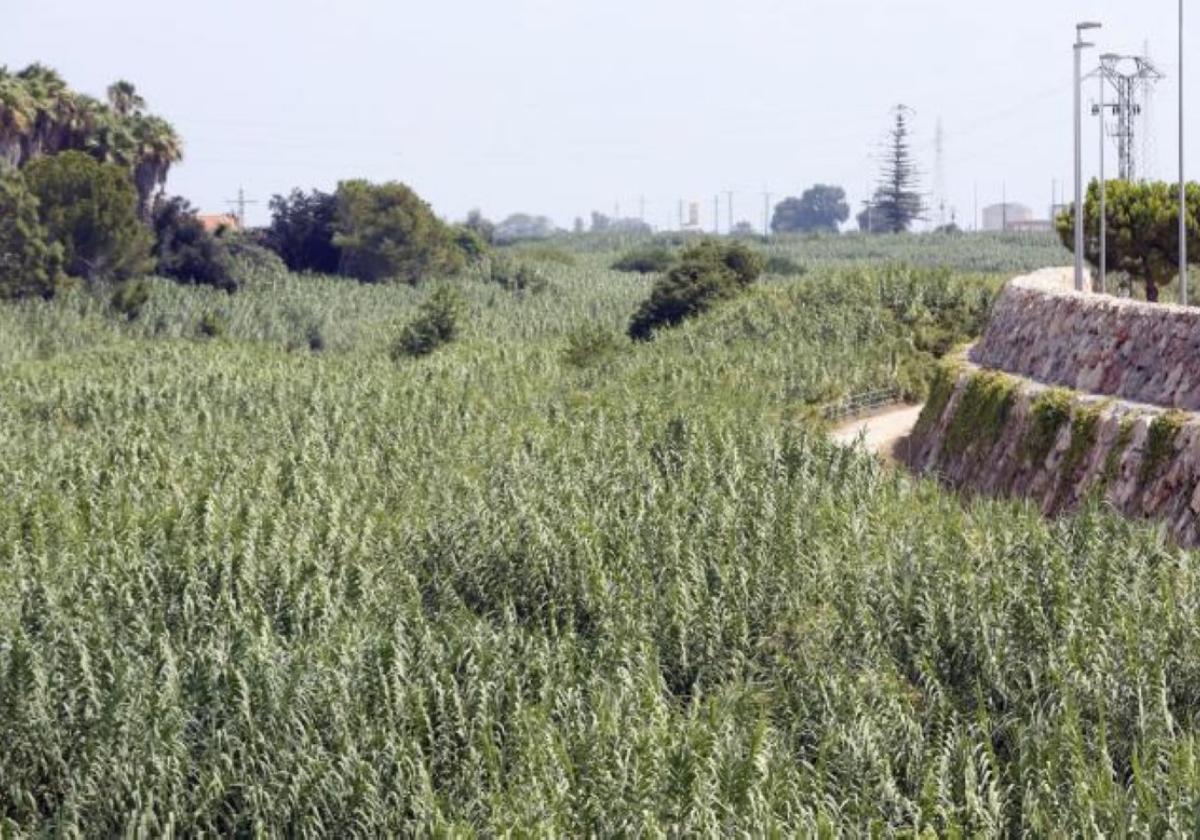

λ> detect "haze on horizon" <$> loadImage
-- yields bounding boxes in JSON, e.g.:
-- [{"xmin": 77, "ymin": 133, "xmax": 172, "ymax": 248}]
[{"xmin": 5, "ymin": 0, "xmax": 1195, "ymax": 230}]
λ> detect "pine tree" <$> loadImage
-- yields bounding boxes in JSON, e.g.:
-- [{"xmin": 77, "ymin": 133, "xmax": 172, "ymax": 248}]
[{"xmin": 869, "ymin": 106, "xmax": 925, "ymax": 233}]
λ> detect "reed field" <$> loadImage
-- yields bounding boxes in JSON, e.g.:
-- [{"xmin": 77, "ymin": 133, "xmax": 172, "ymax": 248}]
[{"xmin": 6, "ymin": 233, "xmax": 1200, "ymax": 836}]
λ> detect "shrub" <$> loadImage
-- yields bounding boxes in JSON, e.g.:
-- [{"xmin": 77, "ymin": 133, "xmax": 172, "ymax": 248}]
[
  {"xmin": 197, "ymin": 310, "xmax": 227, "ymax": 338},
  {"xmin": 451, "ymin": 226, "xmax": 489, "ymax": 264},
  {"xmin": 764, "ymin": 255, "xmax": 806, "ymax": 277},
  {"xmin": 392, "ymin": 286, "xmax": 466, "ymax": 358},
  {"xmin": 518, "ymin": 245, "xmax": 576, "ymax": 266},
  {"xmin": 151, "ymin": 196, "xmax": 237, "ymax": 292},
  {"xmin": 23, "ymin": 150, "xmax": 152, "ymax": 283},
  {"xmin": 265, "ymin": 188, "xmax": 341, "ymax": 273},
  {"xmin": 334, "ymin": 179, "xmax": 464, "ymax": 284},
  {"xmin": 628, "ymin": 239, "xmax": 764, "ymax": 340},
  {"xmin": 110, "ymin": 279, "xmax": 151, "ymax": 321},
  {"xmin": 612, "ymin": 246, "xmax": 675, "ymax": 274},
  {"xmin": 0, "ymin": 171, "xmax": 65, "ymax": 300},
  {"xmin": 486, "ymin": 257, "xmax": 548, "ymax": 295},
  {"xmin": 562, "ymin": 323, "xmax": 624, "ymax": 368}
]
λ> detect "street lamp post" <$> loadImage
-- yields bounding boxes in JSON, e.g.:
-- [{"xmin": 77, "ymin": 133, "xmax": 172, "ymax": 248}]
[
  {"xmin": 1180, "ymin": 0, "xmax": 1188, "ymax": 305},
  {"xmin": 1075, "ymin": 21, "xmax": 1101, "ymax": 292}
]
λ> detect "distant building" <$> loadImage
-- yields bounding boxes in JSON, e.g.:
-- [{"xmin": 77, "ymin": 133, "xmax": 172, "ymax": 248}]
[
  {"xmin": 982, "ymin": 202, "xmax": 1032, "ymax": 232},
  {"xmin": 197, "ymin": 213, "xmax": 240, "ymax": 234}
]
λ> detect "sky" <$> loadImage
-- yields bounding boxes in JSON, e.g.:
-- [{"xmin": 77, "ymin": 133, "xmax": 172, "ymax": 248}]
[{"xmin": 4, "ymin": 0, "xmax": 1195, "ymax": 230}]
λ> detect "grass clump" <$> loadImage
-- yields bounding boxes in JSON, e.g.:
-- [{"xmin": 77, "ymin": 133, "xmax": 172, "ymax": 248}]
[
  {"xmin": 1140, "ymin": 409, "xmax": 1187, "ymax": 483},
  {"xmin": 1023, "ymin": 388, "xmax": 1072, "ymax": 466},
  {"xmin": 945, "ymin": 369, "xmax": 1015, "ymax": 455},
  {"xmin": 1101, "ymin": 416, "xmax": 1136, "ymax": 488},
  {"xmin": 109, "ymin": 279, "xmax": 151, "ymax": 321},
  {"xmin": 612, "ymin": 246, "xmax": 675, "ymax": 274},
  {"xmin": 764, "ymin": 254, "xmax": 806, "ymax": 277},
  {"xmin": 392, "ymin": 285, "xmax": 466, "ymax": 359},
  {"xmin": 197, "ymin": 309, "xmax": 227, "ymax": 338},
  {"xmin": 485, "ymin": 257, "xmax": 549, "ymax": 295},
  {"xmin": 912, "ymin": 361, "xmax": 959, "ymax": 438},
  {"xmin": 561, "ymin": 323, "xmax": 624, "ymax": 369}
]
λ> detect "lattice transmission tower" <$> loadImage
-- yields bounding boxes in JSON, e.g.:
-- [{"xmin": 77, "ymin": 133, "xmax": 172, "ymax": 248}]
[{"xmin": 1095, "ymin": 54, "xmax": 1163, "ymax": 182}]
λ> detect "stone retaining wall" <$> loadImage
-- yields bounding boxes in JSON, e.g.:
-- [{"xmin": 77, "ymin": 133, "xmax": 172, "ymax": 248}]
[
  {"xmin": 971, "ymin": 267, "xmax": 1200, "ymax": 409},
  {"xmin": 905, "ymin": 359, "xmax": 1200, "ymax": 547}
]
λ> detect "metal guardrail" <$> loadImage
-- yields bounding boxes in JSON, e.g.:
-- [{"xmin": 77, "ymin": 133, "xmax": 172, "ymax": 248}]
[{"xmin": 822, "ymin": 386, "xmax": 903, "ymax": 423}]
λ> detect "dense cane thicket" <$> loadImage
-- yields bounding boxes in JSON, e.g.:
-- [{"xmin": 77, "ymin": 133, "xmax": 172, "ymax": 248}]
[{"xmin": 9, "ymin": 233, "xmax": 1198, "ymax": 836}]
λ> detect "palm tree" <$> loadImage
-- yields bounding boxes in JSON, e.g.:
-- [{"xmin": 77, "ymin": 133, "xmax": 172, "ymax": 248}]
[
  {"xmin": 106, "ymin": 80, "xmax": 145, "ymax": 118},
  {"xmin": 129, "ymin": 114, "xmax": 182, "ymax": 220},
  {"xmin": 16, "ymin": 64, "xmax": 73, "ymax": 161},
  {"xmin": 0, "ymin": 68, "xmax": 34, "ymax": 169}
]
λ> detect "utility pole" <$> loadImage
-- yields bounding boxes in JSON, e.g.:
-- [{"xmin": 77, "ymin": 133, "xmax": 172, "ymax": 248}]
[
  {"xmin": 1075, "ymin": 22, "xmax": 1101, "ymax": 291},
  {"xmin": 1181, "ymin": 0, "xmax": 1189, "ymax": 305},
  {"xmin": 1098, "ymin": 58, "xmax": 1110, "ymax": 294},
  {"xmin": 724, "ymin": 190, "xmax": 734, "ymax": 232},
  {"xmin": 713, "ymin": 195, "xmax": 720, "ymax": 234},
  {"xmin": 762, "ymin": 189, "xmax": 771, "ymax": 237},
  {"xmin": 678, "ymin": 199, "xmax": 684, "ymax": 230},
  {"xmin": 225, "ymin": 187, "xmax": 258, "ymax": 229}
]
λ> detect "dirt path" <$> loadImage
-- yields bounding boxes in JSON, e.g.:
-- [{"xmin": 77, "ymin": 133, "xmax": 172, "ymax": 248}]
[{"xmin": 830, "ymin": 404, "xmax": 924, "ymax": 458}]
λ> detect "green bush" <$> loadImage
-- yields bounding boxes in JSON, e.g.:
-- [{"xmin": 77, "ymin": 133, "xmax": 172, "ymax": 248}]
[
  {"xmin": 197, "ymin": 310, "xmax": 227, "ymax": 339},
  {"xmin": 110, "ymin": 279, "xmax": 151, "ymax": 321},
  {"xmin": 392, "ymin": 286, "xmax": 466, "ymax": 358},
  {"xmin": 334, "ymin": 179, "xmax": 464, "ymax": 284},
  {"xmin": 151, "ymin": 196, "xmax": 237, "ymax": 292},
  {"xmin": 628, "ymin": 239, "xmax": 764, "ymax": 340},
  {"xmin": 562, "ymin": 323, "xmax": 624, "ymax": 368},
  {"xmin": 612, "ymin": 246, "xmax": 675, "ymax": 274},
  {"xmin": 0, "ymin": 171, "xmax": 64, "ymax": 300},
  {"xmin": 485, "ymin": 257, "xmax": 548, "ymax": 295},
  {"xmin": 764, "ymin": 254, "xmax": 806, "ymax": 277},
  {"xmin": 23, "ymin": 150, "xmax": 152, "ymax": 284}
]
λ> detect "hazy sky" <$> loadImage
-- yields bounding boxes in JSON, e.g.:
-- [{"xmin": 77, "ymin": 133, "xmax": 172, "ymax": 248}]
[{"xmin": 5, "ymin": 1, "xmax": 1195, "ymax": 230}]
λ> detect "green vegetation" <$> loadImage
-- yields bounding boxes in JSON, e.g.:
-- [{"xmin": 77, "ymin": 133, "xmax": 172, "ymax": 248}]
[
  {"xmin": 0, "ymin": 66, "xmax": 182, "ymax": 218},
  {"xmin": 612, "ymin": 245, "xmax": 676, "ymax": 274},
  {"xmin": 1140, "ymin": 410, "xmax": 1187, "ymax": 482},
  {"xmin": 1059, "ymin": 179, "xmax": 1200, "ymax": 301},
  {"xmin": 1024, "ymin": 388, "xmax": 1072, "ymax": 465},
  {"xmin": 913, "ymin": 361, "xmax": 959, "ymax": 437},
  {"xmin": 333, "ymin": 179, "xmax": 465, "ymax": 284},
  {"xmin": 265, "ymin": 188, "xmax": 342, "ymax": 274},
  {"xmin": 151, "ymin": 195, "xmax": 237, "ymax": 292},
  {"xmin": 770, "ymin": 185, "xmax": 850, "ymax": 234},
  {"xmin": 0, "ymin": 170, "xmax": 63, "ymax": 299},
  {"xmin": 24, "ymin": 150, "xmax": 152, "ymax": 283},
  {"xmin": 392, "ymin": 284, "xmax": 466, "ymax": 358},
  {"xmin": 1102, "ymin": 416, "xmax": 1136, "ymax": 488},
  {"xmin": 628, "ymin": 239, "xmax": 764, "ymax": 340},
  {"xmin": 1062, "ymin": 401, "xmax": 1102, "ymax": 481},
  {"xmin": 4, "ymin": 234, "xmax": 1193, "ymax": 834},
  {"xmin": 945, "ymin": 370, "xmax": 1015, "ymax": 455}
]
